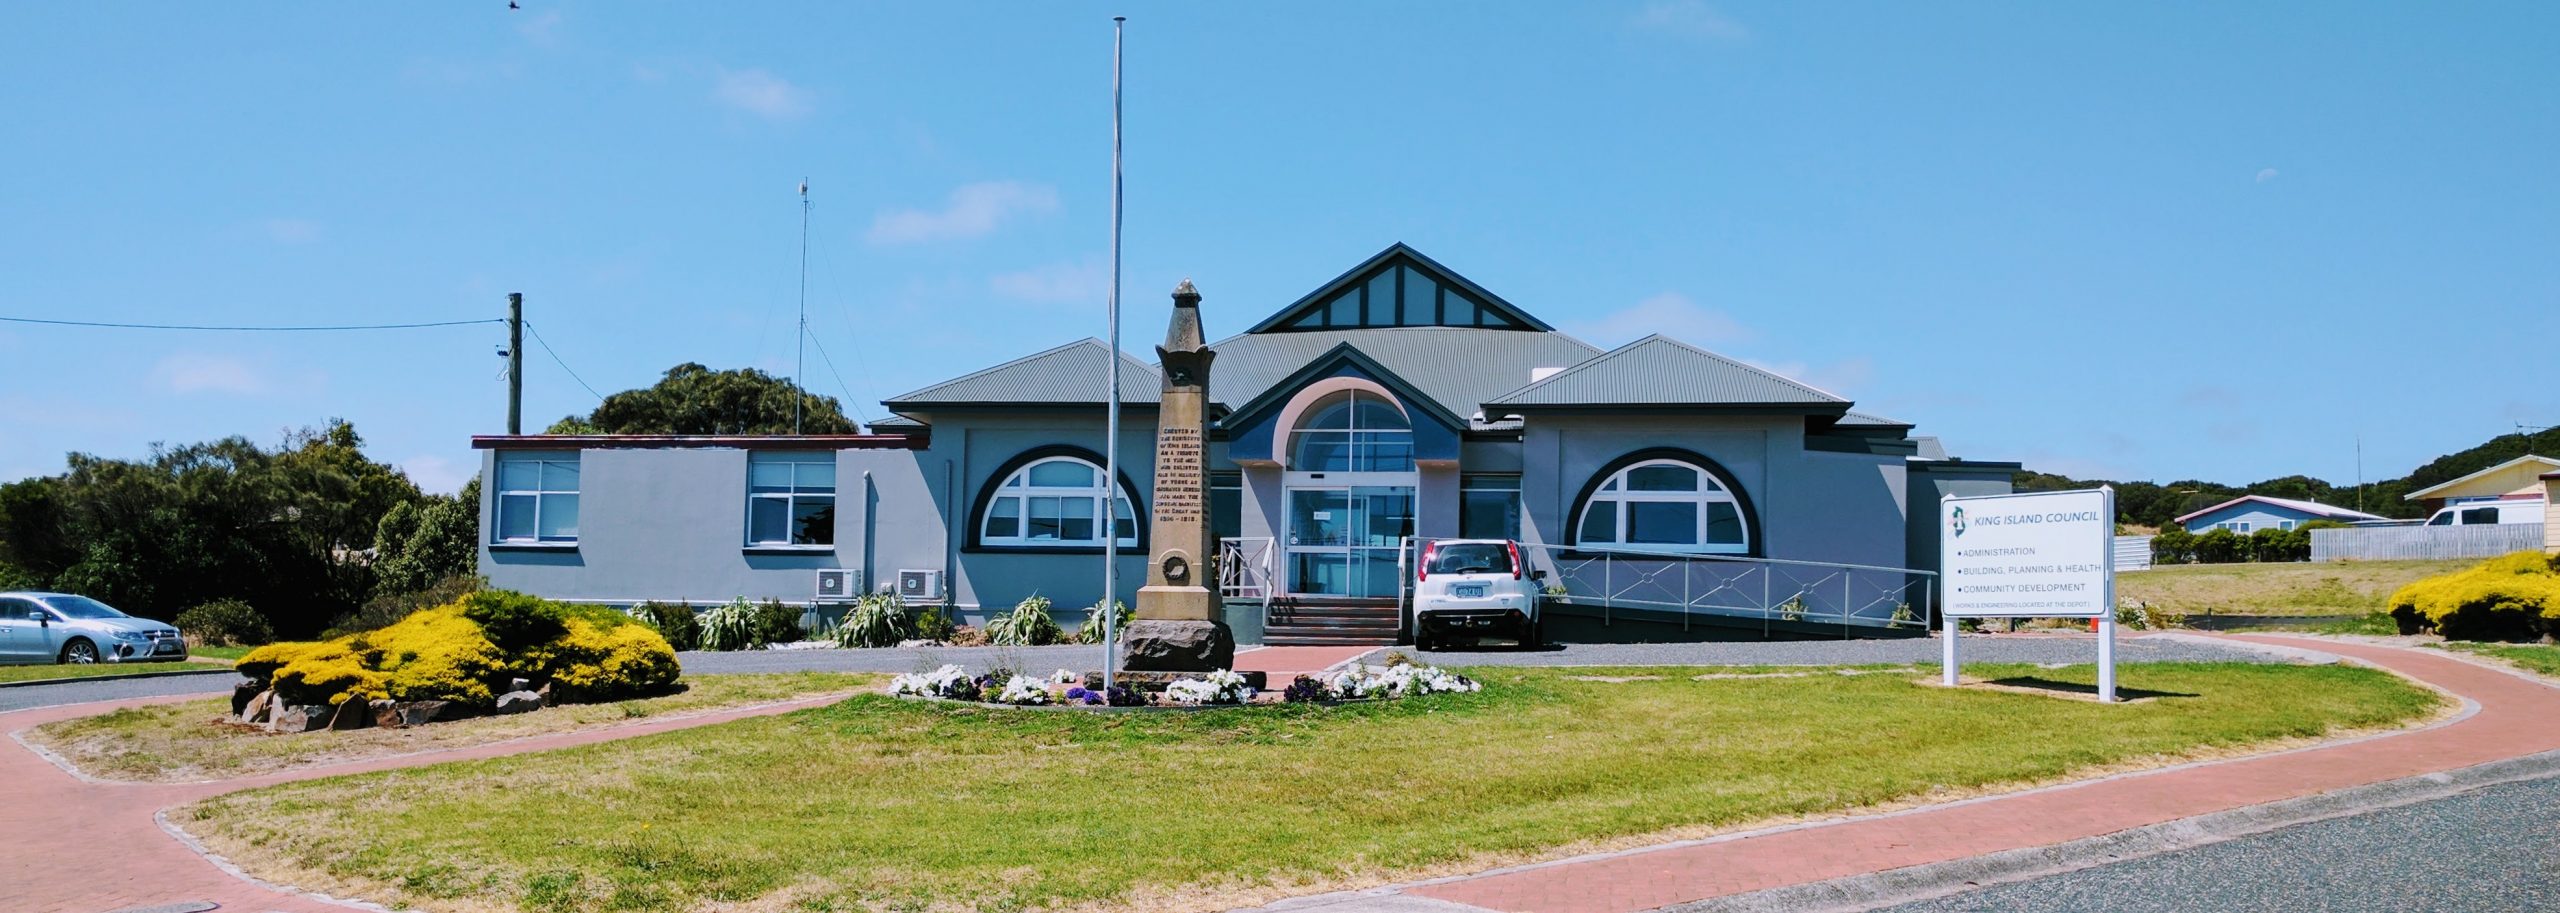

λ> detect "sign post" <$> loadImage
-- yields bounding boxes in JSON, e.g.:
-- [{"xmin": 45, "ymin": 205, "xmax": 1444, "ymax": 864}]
[{"xmin": 1939, "ymin": 487, "xmax": 2118, "ymax": 702}]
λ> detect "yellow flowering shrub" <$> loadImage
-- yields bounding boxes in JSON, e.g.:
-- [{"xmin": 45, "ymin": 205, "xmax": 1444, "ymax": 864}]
[
  {"xmin": 2388, "ymin": 551, "xmax": 2560, "ymax": 641},
  {"xmin": 233, "ymin": 590, "xmax": 681, "ymax": 709}
]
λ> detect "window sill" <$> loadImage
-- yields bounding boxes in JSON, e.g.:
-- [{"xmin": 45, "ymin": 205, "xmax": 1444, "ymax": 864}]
[
  {"xmin": 489, "ymin": 541, "xmax": 580, "ymax": 552},
  {"xmin": 743, "ymin": 544, "xmax": 836, "ymax": 555}
]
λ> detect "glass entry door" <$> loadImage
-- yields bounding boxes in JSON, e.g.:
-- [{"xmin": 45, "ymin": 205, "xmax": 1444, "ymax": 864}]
[{"xmin": 1286, "ymin": 484, "xmax": 1413, "ymax": 598}]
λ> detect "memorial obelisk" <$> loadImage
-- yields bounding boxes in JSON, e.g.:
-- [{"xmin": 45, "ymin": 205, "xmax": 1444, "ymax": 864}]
[{"xmin": 1119, "ymin": 279, "xmax": 1236, "ymax": 674}]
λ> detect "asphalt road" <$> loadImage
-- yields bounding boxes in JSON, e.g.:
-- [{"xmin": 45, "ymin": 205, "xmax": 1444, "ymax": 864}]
[
  {"xmin": 1873, "ymin": 773, "xmax": 2560, "ymax": 913},
  {"xmin": 0, "ymin": 635, "xmax": 2284, "ymax": 713}
]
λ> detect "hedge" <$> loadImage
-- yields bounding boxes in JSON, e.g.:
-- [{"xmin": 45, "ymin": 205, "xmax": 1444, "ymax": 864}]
[
  {"xmin": 236, "ymin": 590, "xmax": 679, "ymax": 707},
  {"xmin": 2387, "ymin": 552, "xmax": 2560, "ymax": 641}
]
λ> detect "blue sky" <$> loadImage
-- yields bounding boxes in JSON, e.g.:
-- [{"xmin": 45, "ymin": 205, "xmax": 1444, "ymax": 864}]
[{"xmin": 4, "ymin": 2, "xmax": 2553, "ymax": 494}]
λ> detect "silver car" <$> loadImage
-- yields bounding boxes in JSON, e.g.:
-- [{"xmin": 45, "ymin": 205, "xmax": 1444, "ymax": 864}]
[{"xmin": 0, "ymin": 592, "xmax": 188, "ymax": 665}]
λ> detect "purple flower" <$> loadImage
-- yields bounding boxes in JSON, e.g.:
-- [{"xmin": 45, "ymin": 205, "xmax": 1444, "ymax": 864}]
[{"xmin": 1065, "ymin": 687, "xmax": 1090, "ymax": 700}]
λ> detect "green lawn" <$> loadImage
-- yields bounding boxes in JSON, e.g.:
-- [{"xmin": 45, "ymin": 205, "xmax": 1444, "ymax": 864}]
[
  {"xmin": 0, "ymin": 658, "xmax": 232, "ymax": 685},
  {"xmin": 29, "ymin": 672, "xmax": 874, "ymax": 783},
  {"xmin": 186, "ymin": 662, "xmax": 2440, "ymax": 913},
  {"xmin": 2119, "ymin": 559, "xmax": 2470, "ymax": 617},
  {"xmin": 2436, "ymin": 642, "xmax": 2560, "ymax": 678},
  {"xmin": 189, "ymin": 644, "xmax": 257, "ymax": 661}
]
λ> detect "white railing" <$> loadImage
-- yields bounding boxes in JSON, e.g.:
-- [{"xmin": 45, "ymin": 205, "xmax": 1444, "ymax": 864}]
[
  {"xmin": 2311, "ymin": 525, "xmax": 2545, "ymax": 561},
  {"xmin": 1218, "ymin": 537, "xmax": 1276, "ymax": 600},
  {"xmin": 1402, "ymin": 537, "xmax": 1935, "ymax": 636}
]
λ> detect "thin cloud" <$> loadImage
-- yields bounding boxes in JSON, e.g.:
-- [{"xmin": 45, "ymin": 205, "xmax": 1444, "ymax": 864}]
[
  {"xmin": 1569, "ymin": 292, "xmax": 1754, "ymax": 348},
  {"xmin": 153, "ymin": 353, "xmax": 271, "ymax": 396},
  {"xmin": 867, "ymin": 181, "xmax": 1060, "ymax": 245},
  {"xmin": 515, "ymin": 9, "xmax": 565, "ymax": 46},
  {"xmin": 1632, "ymin": 1, "xmax": 1749, "ymax": 41},
  {"xmin": 713, "ymin": 67, "xmax": 814, "ymax": 120},
  {"xmin": 991, "ymin": 258, "xmax": 1108, "ymax": 304},
  {"xmin": 1743, "ymin": 355, "xmax": 1872, "ymax": 400},
  {"xmin": 257, "ymin": 218, "xmax": 321, "ymax": 244},
  {"xmin": 398, "ymin": 454, "xmax": 474, "ymax": 495},
  {"xmin": 2255, "ymin": 167, "xmax": 2280, "ymax": 183}
]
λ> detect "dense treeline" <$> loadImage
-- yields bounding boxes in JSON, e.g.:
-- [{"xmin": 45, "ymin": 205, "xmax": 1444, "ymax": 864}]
[
  {"xmin": 2018, "ymin": 426, "xmax": 2560, "ymax": 527},
  {"xmin": 0, "ymin": 421, "xmax": 478, "ymax": 639}
]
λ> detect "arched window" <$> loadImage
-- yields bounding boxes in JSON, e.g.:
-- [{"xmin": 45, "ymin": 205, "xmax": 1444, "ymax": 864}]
[
  {"xmin": 979, "ymin": 456, "xmax": 1137, "ymax": 548},
  {"xmin": 1574, "ymin": 459, "xmax": 1750, "ymax": 554},
  {"xmin": 1288, "ymin": 389, "xmax": 1414, "ymax": 472}
]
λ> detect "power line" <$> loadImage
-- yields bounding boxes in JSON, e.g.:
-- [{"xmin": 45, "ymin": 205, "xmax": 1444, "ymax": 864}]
[
  {"xmin": 522, "ymin": 322, "xmax": 604, "ymax": 401},
  {"xmin": 805, "ymin": 332, "xmax": 873, "ymax": 425},
  {"xmin": 0, "ymin": 315, "xmax": 502, "ymax": 332}
]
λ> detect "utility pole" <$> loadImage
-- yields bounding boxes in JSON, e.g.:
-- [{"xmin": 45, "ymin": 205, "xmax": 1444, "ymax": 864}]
[{"xmin": 507, "ymin": 292, "xmax": 524, "ymax": 435}]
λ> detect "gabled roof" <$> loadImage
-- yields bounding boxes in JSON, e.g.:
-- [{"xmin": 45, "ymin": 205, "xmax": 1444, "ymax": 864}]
[
  {"xmin": 2174, "ymin": 494, "xmax": 2387, "ymax": 525},
  {"xmin": 1244, "ymin": 243, "xmax": 1554, "ymax": 334},
  {"xmin": 1215, "ymin": 341, "xmax": 1470, "ymax": 434},
  {"xmin": 1209, "ymin": 326, "xmax": 1602, "ymax": 423},
  {"xmin": 1836, "ymin": 411, "xmax": 1913, "ymax": 429},
  {"xmin": 882, "ymin": 338, "xmax": 1161, "ymax": 409},
  {"xmin": 1484, "ymin": 334, "xmax": 1848, "ymax": 411},
  {"xmin": 2404, "ymin": 454, "xmax": 2560, "ymax": 501}
]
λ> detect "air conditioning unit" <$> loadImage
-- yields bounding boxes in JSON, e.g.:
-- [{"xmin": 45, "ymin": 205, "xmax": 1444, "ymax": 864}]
[
  {"xmin": 814, "ymin": 569, "xmax": 859, "ymax": 603},
  {"xmin": 897, "ymin": 569, "xmax": 945, "ymax": 603}
]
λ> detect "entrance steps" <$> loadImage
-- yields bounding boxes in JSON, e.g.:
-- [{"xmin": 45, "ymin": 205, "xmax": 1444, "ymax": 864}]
[{"xmin": 1263, "ymin": 598, "xmax": 1402, "ymax": 647}]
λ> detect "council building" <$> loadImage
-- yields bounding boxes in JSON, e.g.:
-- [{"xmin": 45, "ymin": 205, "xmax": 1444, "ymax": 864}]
[{"xmin": 476, "ymin": 244, "xmax": 2016, "ymax": 643}]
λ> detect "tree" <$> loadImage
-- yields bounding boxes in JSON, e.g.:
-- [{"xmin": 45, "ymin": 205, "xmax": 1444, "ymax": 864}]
[
  {"xmin": 549, "ymin": 362, "xmax": 856, "ymax": 435},
  {"xmin": 373, "ymin": 477, "xmax": 482, "ymax": 596}
]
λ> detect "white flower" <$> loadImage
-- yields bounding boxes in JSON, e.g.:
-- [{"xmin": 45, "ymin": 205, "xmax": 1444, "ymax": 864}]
[
  {"xmin": 889, "ymin": 663, "xmax": 975, "ymax": 699},
  {"xmin": 994, "ymin": 674, "xmax": 1052, "ymax": 705},
  {"xmin": 1051, "ymin": 668, "xmax": 1081, "ymax": 684},
  {"xmin": 1165, "ymin": 668, "xmax": 1254, "ymax": 705}
]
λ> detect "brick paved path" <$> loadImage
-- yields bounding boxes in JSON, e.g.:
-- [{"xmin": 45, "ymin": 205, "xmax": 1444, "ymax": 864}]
[
  {"xmin": 0, "ymin": 691, "xmax": 848, "ymax": 913},
  {"xmin": 1394, "ymin": 635, "xmax": 2560, "ymax": 913}
]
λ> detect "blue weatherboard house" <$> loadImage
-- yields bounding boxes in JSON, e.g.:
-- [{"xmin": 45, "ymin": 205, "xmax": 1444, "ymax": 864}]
[
  {"xmin": 2173, "ymin": 495, "xmax": 2384, "ymax": 534},
  {"xmin": 475, "ymin": 244, "xmax": 2016, "ymax": 643}
]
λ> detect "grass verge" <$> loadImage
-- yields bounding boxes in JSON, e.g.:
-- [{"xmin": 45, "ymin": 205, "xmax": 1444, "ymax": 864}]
[
  {"xmin": 185, "ymin": 662, "xmax": 2439, "ymax": 913},
  {"xmin": 188, "ymin": 644, "xmax": 257, "ymax": 661},
  {"xmin": 0, "ymin": 658, "xmax": 232, "ymax": 685},
  {"xmin": 27, "ymin": 671, "xmax": 873, "ymax": 783},
  {"xmin": 2119, "ymin": 559, "xmax": 2468, "ymax": 617},
  {"xmin": 2435, "ymin": 642, "xmax": 2560, "ymax": 678}
]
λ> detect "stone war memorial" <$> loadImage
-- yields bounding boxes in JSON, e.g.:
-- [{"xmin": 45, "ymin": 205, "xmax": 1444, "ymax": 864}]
[{"xmin": 1117, "ymin": 279, "xmax": 1250, "ymax": 687}]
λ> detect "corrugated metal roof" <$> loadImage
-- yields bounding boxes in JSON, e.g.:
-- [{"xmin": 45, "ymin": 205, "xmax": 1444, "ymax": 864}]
[
  {"xmin": 1208, "ymin": 326, "xmax": 1602, "ymax": 420},
  {"xmin": 2174, "ymin": 494, "xmax": 2388, "ymax": 524},
  {"xmin": 884, "ymin": 338, "xmax": 1162, "ymax": 407},
  {"xmin": 1838, "ymin": 410, "xmax": 1910, "ymax": 428},
  {"xmin": 1487, "ymin": 335, "xmax": 1846, "ymax": 408}
]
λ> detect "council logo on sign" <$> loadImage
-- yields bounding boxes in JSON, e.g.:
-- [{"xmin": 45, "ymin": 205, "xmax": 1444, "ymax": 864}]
[{"xmin": 1949, "ymin": 504, "xmax": 1967, "ymax": 538}]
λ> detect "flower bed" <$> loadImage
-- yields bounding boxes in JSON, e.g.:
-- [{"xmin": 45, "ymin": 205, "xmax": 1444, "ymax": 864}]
[{"xmin": 885, "ymin": 661, "xmax": 1481, "ymax": 709}]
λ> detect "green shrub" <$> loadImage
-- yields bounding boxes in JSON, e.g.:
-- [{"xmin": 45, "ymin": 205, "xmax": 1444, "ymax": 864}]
[
  {"xmin": 0, "ymin": 560, "xmax": 44, "ymax": 591},
  {"xmin": 2388, "ymin": 552, "xmax": 2560, "ymax": 641},
  {"xmin": 236, "ymin": 590, "xmax": 678, "ymax": 708},
  {"xmin": 2150, "ymin": 526, "xmax": 2195, "ymax": 564},
  {"xmin": 750, "ymin": 598, "xmax": 804, "ymax": 646},
  {"xmin": 176, "ymin": 598, "xmax": 273, "ymax": 647},
  {"xmin": 984, "ymin": 595, "xmax": 1063, "ymax": 646},
  {"xmin": 326, "ymin": 574, "xmax": 480, "ymax": 639},
  {"xmin": 831, "ymin": 591, "xmax": 914, "ymax": 648},
  {"xmin": 634, "ymin": 601, "xmax": 700, "ymax": 651},
  {"xmin": 911, "ymin": 601, "xmax": 957, "ymax": 644},
  {"xmin": 2191, "ymin": 528, "xmax": 2243, "ymax": 564},
  {"xmin": 697, "ymin": 598, "xmax": 758, "ymax": 651},
  {"xmin": 1072, "ymin": 599, "xmax": 1131, "ymax": 645}
]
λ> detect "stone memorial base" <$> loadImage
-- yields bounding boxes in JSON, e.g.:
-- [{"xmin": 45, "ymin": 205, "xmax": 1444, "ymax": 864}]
[{"xmin": 1117, "ymin": 618, "xmax": 1236, "ymax": 673}]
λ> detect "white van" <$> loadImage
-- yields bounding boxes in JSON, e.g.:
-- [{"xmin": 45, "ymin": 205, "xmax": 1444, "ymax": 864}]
[{"xmin": 2423, "ymin": 500, "xmax": 2544, "ymax": 527}]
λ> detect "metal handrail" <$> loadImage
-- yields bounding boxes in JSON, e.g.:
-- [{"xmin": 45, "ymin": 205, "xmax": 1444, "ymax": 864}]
[
  {"xmin": 1217, "ymin": 537, "xmax": 1276, "ymax": 627},
  {"xmin": 1400, "ymin": 536, "xmax": 1935, "ymax": 635}
]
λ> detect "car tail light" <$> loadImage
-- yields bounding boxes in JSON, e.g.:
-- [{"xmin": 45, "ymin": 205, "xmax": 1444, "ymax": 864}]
[
  {"xmin": 1418, "ymin": 542, "xmax": 1437, "ymax": 582},
  {"xmin": 1506, "ymin": 541, "xmax": 1523, "ymax": 580}
]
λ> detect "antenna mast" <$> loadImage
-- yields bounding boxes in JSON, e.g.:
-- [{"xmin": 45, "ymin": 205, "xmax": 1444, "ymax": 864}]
[{"xmin": 795, "ymin": 177, "xmax": 810, "ymax": 435}]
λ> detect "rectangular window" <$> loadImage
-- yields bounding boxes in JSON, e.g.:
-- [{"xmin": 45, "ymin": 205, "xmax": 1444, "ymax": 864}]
[
  {"xmin": 1460, "ymin": 474, "xmax": 1521, "ymax": 541},
  {"xmin": 1211, "ymin": 473, "xmax": 1242, "ymax": 542},
  {"xmin": 494, "ymin": 452, "xmax": 580, "ymax": 544},
  {"xmin": 1627, "ymin": 501, "xmax": 1697, "ymax": 545},
  {"xmin": 746, "ymin": 453, "xmax": 835, "ymax": 547}
]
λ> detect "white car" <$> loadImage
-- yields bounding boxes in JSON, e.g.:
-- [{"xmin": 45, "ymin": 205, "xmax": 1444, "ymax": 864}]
[
  {"xmin": 2423, "ymin": 501, "xmax": 2543, "ymax": 527},
  {"xmin": 1412, "ymin": 539, "xmax": 1543, "ymax": 650}
]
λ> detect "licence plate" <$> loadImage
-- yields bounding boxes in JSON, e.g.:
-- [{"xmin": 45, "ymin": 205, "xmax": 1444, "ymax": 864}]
[{"xmin": 1454, "ymin": 585, "xmax": 1485, "ymax": 598}]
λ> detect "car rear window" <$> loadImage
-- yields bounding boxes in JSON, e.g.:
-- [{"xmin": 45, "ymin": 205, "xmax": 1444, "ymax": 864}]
[{"xmin": 1427, "ymin": 542, "xmax": 1514, "ymax": 575}]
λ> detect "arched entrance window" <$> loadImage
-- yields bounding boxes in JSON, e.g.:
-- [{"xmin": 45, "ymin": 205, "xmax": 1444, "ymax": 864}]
[
  {"xmin": 978, "ymin": 455, "xmax": 1137, "ymax": 548},
  {"xmin": 1574, "ymin": 459, "xmax": 1751, "ymax": 554},
  {"xmin": 1288, "ymin": 389, "xmax": 1414, "ymax": 472}
]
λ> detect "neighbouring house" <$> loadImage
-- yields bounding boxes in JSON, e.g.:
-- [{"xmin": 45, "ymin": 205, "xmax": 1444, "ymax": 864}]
[
  {"xmin": 2173, "ymin": 495, "xmax": 2386, "ymax": 535},
  {"xmin": 2403, "ymin": 454, "xmax": 2560, "ymax": 516},
  {"xmin": 2544, "ymin": 471, "xmax": 2559, "ymax": 555},
  {"xmin": 474, "ymin": 244, "xmax": 2016, "ymax": 642}
]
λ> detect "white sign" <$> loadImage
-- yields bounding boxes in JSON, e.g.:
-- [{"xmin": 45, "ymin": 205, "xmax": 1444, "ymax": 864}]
[{"xmin": 1941, "ymin": 488, "xmax": 2115, "ymax": 618}]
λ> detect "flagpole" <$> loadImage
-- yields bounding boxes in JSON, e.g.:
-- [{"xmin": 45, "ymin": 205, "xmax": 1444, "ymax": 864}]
[{"xmin": 1102, "ymin": 16, "xmax": 1125, "ymax": 695}]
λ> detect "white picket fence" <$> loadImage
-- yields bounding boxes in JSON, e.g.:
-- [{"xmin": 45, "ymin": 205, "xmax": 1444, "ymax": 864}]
[
  {"xmin": 2311, "ymin": 525, "xmax": 2545, "ymax": 562},
  {"xmin": 2113, "ymin": 535, "xmax": 2154, "ymax": 571}
]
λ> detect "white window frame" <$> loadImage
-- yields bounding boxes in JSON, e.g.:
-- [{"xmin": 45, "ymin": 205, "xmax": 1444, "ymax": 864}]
[
  {"xmin": 1287, "ymin": 389, "xmax": 1416, "ymax": 473},
  {"xmin": 1573, "ymin": 459, "xmax": 1749, "ymax": 555},
  {"xmin": 493, "ymin": 452, "xmax": 580, "ymax": 544},
  {"xmin": 979, "ymin": 456, "xmax": 1137, "ymax": 549},
  {"xmin": 746, "ymin": 453, "xmax": 837, "ymax": 548}
]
